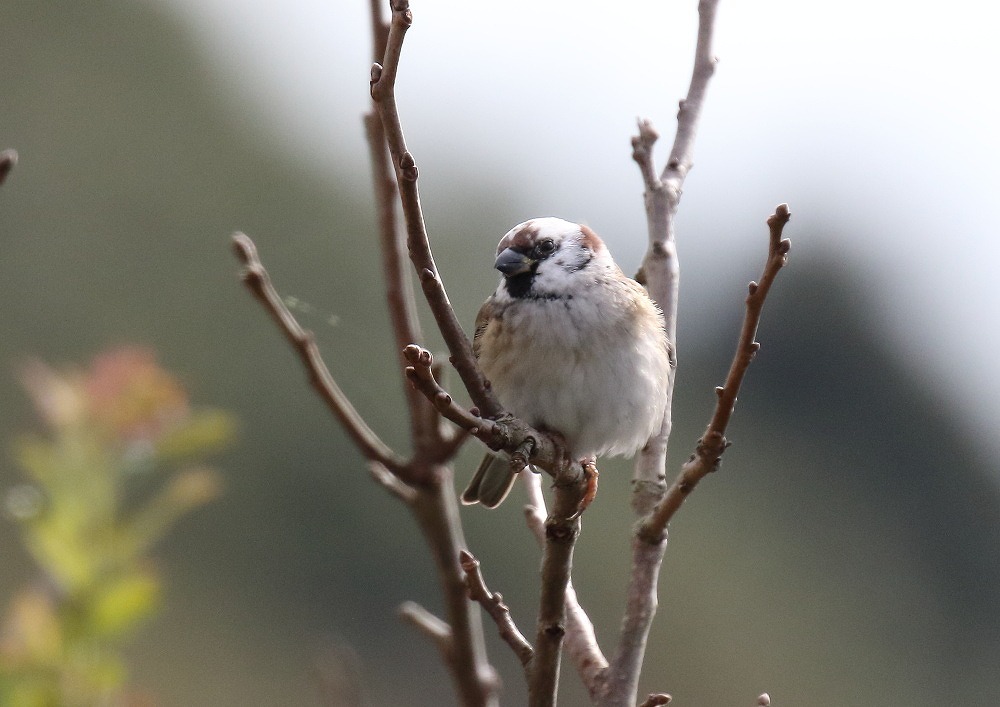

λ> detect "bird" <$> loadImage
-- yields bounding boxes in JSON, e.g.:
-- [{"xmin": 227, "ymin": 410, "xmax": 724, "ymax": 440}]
[{"xmin": 461, "ymin": 217, "xmax": 672, "ymax": 508}]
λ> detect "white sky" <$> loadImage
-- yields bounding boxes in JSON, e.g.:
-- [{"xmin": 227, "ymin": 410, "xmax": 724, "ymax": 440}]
[{"xmin": 165, "ymin": 0, "xmax": 1000, "ymax": 459}]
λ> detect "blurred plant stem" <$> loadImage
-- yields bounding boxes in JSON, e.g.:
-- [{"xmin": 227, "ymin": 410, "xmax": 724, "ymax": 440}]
[{"xmin": 1, "ymin": 347, "xmax": 235, "ymax": 705}]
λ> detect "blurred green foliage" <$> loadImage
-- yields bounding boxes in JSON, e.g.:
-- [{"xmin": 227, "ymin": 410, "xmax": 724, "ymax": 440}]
[{"xmin": 0, "ymin": 347, "xmax": 234, "ymax": 705}]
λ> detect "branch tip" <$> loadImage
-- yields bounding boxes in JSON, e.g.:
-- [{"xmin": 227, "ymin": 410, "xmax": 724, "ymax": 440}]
[
  {"xmin": 461, "ymin": 549, "xmax": 535, "ymax": 667},
  {"xmin": 368, "ymin": 461, "xmax": 416, "ymax": 503},
  {"xmin": 0, "ymin": 148, "xmax": 18, "ymax": 185},
  {"xmin": 398, "ymin": 601, "xmax": 452, "ymax": 657},
  {"xmin": 230, "ymin": 231, "xmax": 257, "ymax": 264}
]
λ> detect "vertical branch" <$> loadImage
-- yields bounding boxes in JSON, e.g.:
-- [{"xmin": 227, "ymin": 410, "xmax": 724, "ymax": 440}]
[
  {"xmin": 365, "ymin": 3, "xmax": 499, "ymax": 705},
  {"xmin": 364, "ymin": 2, "xmax": 436, "ymax": 450},
  {"xmin": 631, "ymin": 0, "xmax": 721, "ymax": 507},
  {"xmin": 528, "ymin": 478, "xmax": 586, "ymax": 707},
  {"xmin": 408, "ymin": 466, "xmax": 499, "ymax": 707},
  {"xmin": 369, "ymin": 0, "xmax": 501, "ymax": 420},
  {"xmin": 523, "ymin": 473, "xmax": 610, "ymax": 700},
  {"xmin": 607, "ymin": 1, "xmax": 723, "ymax": 705}
]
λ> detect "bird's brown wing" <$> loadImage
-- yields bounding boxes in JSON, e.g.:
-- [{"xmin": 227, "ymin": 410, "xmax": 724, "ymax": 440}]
[{"xmin": 472, "ymin": 297, "xmax": 495, "ymax": 359}]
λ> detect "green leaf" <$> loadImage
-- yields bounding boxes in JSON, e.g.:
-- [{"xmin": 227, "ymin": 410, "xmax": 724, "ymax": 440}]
[
  {"xmin": 154, "ymin": 408, "xmax": 236, "ymax": 461},
  {"xmin": 87, "ymin": 569, "xmax": 161, "ymax": 639}
]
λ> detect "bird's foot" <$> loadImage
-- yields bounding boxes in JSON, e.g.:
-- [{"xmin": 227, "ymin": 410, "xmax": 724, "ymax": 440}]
[{"xmin": 569, "ymin": 459, "xmax": 599, "ymax": 519}]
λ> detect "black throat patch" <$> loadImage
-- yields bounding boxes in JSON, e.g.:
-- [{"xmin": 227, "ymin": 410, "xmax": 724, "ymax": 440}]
[{"xmin": 503, "ymin": 269, "xmax": 536, "ymax": 299}]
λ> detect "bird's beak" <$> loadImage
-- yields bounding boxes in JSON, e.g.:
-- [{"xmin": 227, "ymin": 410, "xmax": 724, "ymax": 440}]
[{"xmin": 494, "ymin": 247, "xmax": 534, "ymax": 277}]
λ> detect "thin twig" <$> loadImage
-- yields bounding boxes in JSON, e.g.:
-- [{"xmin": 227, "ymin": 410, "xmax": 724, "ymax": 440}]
[
  {"xmin": 364, "ymin": 110, "xmax": 437, "ymax": 450},
  {"xmin": 403, "ymin": 345, "xmax": 576, "ymax": 481},
  {"xmin": 399, "ymin": 600, "xmax": 454, "ymax": 660},
  {"xmin": 662, "ymin": 0, "xmax": 720, "ymax": 186},
  {"xmin": 638, "ymin": 204, "xmax": 791, "ymax": 542},
  {"xmin": 368, "ymin": 460, "xmax": 417, "ymax": 504},
  {"xmin": 369, "ymin": 0, "xmax": 498, "ymax": 419},
  {"xmin": 363, "ymin": 0, "xmax": 437, "ymax": 452},
  {"xmin": 231, "ymin": 232, "xmax": 402, "ymax": 472},
  {"xmin": 460, "ymin": 550, "xmax": 534, "ymax": 668}
]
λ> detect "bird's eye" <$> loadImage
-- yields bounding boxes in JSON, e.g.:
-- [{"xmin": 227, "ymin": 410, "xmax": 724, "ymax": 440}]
[{"xmin": 535, "ymin": 239, "xmax": 556, "ymax": 257}]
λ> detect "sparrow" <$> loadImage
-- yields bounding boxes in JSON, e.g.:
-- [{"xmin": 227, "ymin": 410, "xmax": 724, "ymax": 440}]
[{"xmin": 461, "ymin": 217, "xmax": 672, "ymax": 508}]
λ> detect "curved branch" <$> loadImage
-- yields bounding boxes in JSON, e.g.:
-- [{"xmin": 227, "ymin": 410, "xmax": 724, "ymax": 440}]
[
  {"xmin": 403, "ymin": 345, "xmax": 578, "ymax": 484},
  {"xmin": 231, "ymin": 232, "xmax": 402, "ymax": 471},
  {"xmin": 369, "ymin": 0, "xmax": 500, "ymax": 419},
  {"xmin": 638, "ymin": 204, "xmax": 791, "ymax": 542}
]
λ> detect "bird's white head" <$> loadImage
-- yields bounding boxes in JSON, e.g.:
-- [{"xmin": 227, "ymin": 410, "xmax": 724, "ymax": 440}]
[{"xmin": 493, "ymin": 218, "xmax": 614, "ymax": 300}]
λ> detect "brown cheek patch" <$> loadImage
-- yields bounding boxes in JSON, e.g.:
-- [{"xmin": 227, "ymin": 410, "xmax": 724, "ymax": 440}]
[{"xmin": 579, "ymin": 224, "xmax": 605, "ymax": 252}]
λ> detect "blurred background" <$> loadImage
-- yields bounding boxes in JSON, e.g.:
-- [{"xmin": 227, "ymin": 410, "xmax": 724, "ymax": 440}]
[{"xmin": 2, "ymin": 0, "xmax": 998, "ymax": 704}]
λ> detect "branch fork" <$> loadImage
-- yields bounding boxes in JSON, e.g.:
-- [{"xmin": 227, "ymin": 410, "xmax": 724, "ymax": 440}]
[{"xmin": 402, "ymin": 343, "xmax": 588, "ymax": 505}]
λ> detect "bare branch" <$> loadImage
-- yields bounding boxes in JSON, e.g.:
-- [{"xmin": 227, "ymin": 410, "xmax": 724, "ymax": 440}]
[
  {"xmin": 523, "ymin": 474, "xmax": 610, "ymax": 700},
  {"xmin": 609, "ymin": 2, "xmax": 724, "ymax": 704},
  {"xmin": 602, "ymin": 536, "xmax": 667, "ymax": 703},
  {"xmin": 526, "ymin": 460, "xmax": 600, "ymax": 706},
  {"xmin": 662, "ymin": 0, "xmax": 720, "ymax": 186},
  {"xmin": 0, "ymin": 149, "xmax": 17, "ymax": 186},
  {"xmin": 631, "ymin": 0, "xmax": 721, "ymax": 503},
  {"xmin": 529, "ymin": 493, "xmax": 582, "ymax": 707},
  {"xmin": 368, "ymin": 460, "xmax": 417, "ymax": 504},
  {"xmin": 231, "ymin": 232, "xmax": 402, "ymax": 472},
  {"xmin": 403, "ymin": 345, "xmax": 578, "ymax": 483},
  {"xmin": 369, "ymin": 0, "xmax": 499, "ymax": 419},
  {"xmin": 363, "ymin": 1, "xmax": 437, "ymax": 451},
  {"xmin": 407, "ymin": 476, "xmax": 500, "ymax": 707},
  {"xmin": 639, "ymin": 204, "xmax": 791, "ymax": 542},
  {"xmin": 364, "ymin": 111, "xmax": 436, "ymax": 446},
  {"xmin": 399, "ymin": 600, "xmax": 453, "ymax": 659},
  {"xmin": 460, "ymin": 550, "xmax": 534, "ymax": 668}
]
